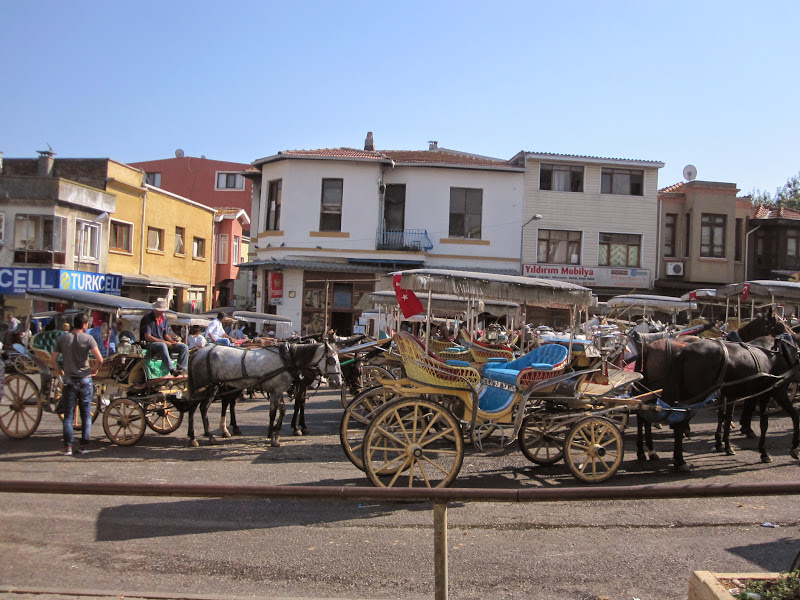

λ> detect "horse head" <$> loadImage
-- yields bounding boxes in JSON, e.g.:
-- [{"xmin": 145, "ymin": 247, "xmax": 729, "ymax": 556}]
[
  {"xmin": 738, "ymin": 311, "xmax": 791, "ymax": 342},
  {"xmin": 320, "ymin": 341, "xmax": 342, "ymax": 389}
]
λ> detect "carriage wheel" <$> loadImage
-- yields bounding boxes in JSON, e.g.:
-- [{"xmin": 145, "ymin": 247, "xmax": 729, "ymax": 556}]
[
  {"xmin": 13, "ymin": 354, "xmax": 38, "ymax": 375},
  {"xmin": 0, "ymin": 373, "xmax": 42, "ymax": 439},
  {"xmin": 563, "ymin": 416, "xmax": 624, "ymax": 484},
  {"xmin": 605, "ymin": 410, "xmax": 629, "ymax": 431},
  {"xmin": 145, "ymin": 397, "xmax": 184, "ymax": 434},
  {"xmin": 102, "ymin": 398, "xmax": 146, "ymax": 445},
  {"xmin": 362, "ymin": 397, "xmax": 464, "ymax": 488},
  {"xmin": 340, "ymin": 364, "xmax": 394, "ymax": 408},
  {"xmin": 339, "ymin": 385, "xmax": 396, "ymax": 471},
  {"xmin": 518, "ymin": 413, "xmax": 569, "ymax": 465}
]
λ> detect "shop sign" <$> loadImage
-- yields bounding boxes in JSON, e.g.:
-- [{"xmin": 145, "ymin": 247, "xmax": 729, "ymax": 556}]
[
  {"xmin": 0, "ymin": 268, "xmax": 122, "ymax": 295},
  {"xmin": 522, "ymin": 264, "xmax": 650, "ymax": 288},
  {"xmin": 268, "ymin": 272, "xmax": 283, "ymax": 305}
]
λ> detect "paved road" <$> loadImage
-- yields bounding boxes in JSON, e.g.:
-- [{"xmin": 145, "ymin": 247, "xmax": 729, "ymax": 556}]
[{"xmin": 1, "ymin": 387, "xmax": 799, "ymax": 600}]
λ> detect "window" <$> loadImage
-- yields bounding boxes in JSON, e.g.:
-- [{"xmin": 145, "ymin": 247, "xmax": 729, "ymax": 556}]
[
  {"xmin": 537, "ymin": 229, "xmax": 582, "ymax": 264},
  {"xmin": 217, "ymin": 233, "xmax": 229, "ymax": 263},
  {"xmin": 175, "ymin": 226, "xmax": 185, "ymax": 255},
  {"xmin": 13, "ymin": 214, "xmax": 67, "ymax": 264},
  {"xmin": 735, "ymin": 218, "xmax": 743, "ymax": 262},
  {"xmin": 74, "ymin": 220, "xmax": 101, "ymax": 262},
  {"xmin": 0, "ymin": 212, "xmax": 5, "ymax": 244},
  {"xmin": 664, "ymin": 213, "xmax": 677, "ymax": 257},
  {"xmin": 539, "ymin": 164, "xmax": 583, "ymax": 192},
  {"xmin": 216, "ymin": 172, "xmax": 244, "ymax": 190},
  {"xmin": 147, "ymin": 227, "xmax": 164, "ymax": 252},
  {"xmin": 233, "ymin": 235, "xmax": 240, "ymax": 264},
  {"xmin": 319, "ymin": 178, "xmax": 343, "ymax": 232},
  {"xmin": 700, "ymin": 214, "xmax": 726, "ymax": 258},
  {"xmin": 193, "ymin": 237, "xmax": 206, "ymax": 259},
  {"xmin": 145, "ymin": 172, "xmax": 161, "ymax": 187},
  {"xmin": 449, "ymin": 187, "xmax": 483, "ymax": 239},
  {"xmin": 787, "ymin": 230, "xmax": 800, "ymax": 269},
  {"xmin": 110, "ymin": 220, "xmax": 132, "ymax": 252},
  {"xmin": 601, "ymin": 168, "xmax": 644, "ymax": 196},
  {"xmin": 333, "ymin": 283, "xmax": 353, "ymax": 309},
  {"xmin": 266, "ymin": 179, "xmax": 282, "ymax": 230},
  {"xmin": 599, "ymin": 233, "xmax": 641, "ymax": 267}
]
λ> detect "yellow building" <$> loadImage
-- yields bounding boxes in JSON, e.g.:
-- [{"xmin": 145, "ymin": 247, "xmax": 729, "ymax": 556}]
[{"xmin": 104, "ymin": 160, "xmax": 215, "ymax": 311}]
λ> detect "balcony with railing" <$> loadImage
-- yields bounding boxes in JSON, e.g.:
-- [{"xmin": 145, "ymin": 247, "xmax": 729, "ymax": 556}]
[{"xmin": 376, "ymin": 229, "xmax": 433, "ymax": 251}]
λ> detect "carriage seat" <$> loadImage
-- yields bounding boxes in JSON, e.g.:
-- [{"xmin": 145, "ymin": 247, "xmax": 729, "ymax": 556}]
[
  {"xmin": 394, "ymin": 332, "xmax": 480, "ymax": 390},
  {"xmin": 481, "ymin": 343, "xmax": 570, "ymax": 387},
  {"xmin": 30, "ymin": 330, "xmax": 66, "ymax": 363}
]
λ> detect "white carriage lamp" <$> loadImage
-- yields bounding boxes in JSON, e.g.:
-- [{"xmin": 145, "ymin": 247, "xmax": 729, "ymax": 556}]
[{"xmin": 485, "ymin": 323, "xmax": 501, "ymax": 342}]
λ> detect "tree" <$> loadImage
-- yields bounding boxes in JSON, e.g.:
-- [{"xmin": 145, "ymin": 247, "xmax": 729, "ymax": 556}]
[{"xmin": 750, "ymin": 170, "xmax": 800, "ymax": 210}]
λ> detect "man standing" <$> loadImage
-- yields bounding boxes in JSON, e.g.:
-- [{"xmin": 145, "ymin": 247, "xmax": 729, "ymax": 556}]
[
  {"xmin": 51, "ymin": 313, "xmax": 103, "ymax": 456},
  {"xmin": 139, "ymin": 299, "xmax": 188, "ymax": 376},
  {"xmin": 206, "ymin": 312, "xmax": 233, "ymax": 345}
]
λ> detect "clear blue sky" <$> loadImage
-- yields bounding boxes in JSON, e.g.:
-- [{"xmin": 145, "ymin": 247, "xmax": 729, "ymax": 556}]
[{"xmin": 2, "ymin": 1, "xmax": 798, "ymax": 196}]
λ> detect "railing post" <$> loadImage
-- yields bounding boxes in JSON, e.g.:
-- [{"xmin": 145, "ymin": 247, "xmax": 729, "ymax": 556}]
[{"xmin": 434, "ymin": 500, "xmax": 448, "ymax": 600}]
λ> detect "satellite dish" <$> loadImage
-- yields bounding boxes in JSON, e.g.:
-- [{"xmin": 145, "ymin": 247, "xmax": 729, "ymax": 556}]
[
  {"xmin": 175, "ymin": 149, "xmax": 185, "ymax": 158},
  {"xmin": 683, "ymin": 164, "xmax": 697, "ymax": 181}
]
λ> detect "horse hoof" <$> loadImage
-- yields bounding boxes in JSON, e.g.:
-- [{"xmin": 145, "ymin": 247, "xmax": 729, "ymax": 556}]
[
  {"xmin": 637, "ymin": 452, "xmax": 646, "ymax": 461},
  {"xmin": 725, "ymin": 448, "xmax": 736, "ymax": 456},
  {"xmin": 270, "ymin": 440, "xmax": 281, "ymax": 448},
  {"xmin": 741, "ymin": 429, "xmax": 758, "ymax": 439},
  {"xmin": 189, "ymin": 439, "xmax": 199, "ymax": 448},
  {"xmin": 714, "ymin": 444, "xmax": 723, "ymax": 453},
  {"xmin": 648, "ymin": 452, "xmax": 659, "ymax": 461},
  {"xmin": 293, "ymin": 429, "xmax": 303, "ymax": 436},
  {"xmin": 761, "ymin": 454, "xmax": 773, "ymax": 464},
  {"xmin": 221, "ymin": 430, "xmax": 231, "ymax": 438},
  {"xmin": 791, "ymin": 448, "xmax": 799, "ymax": 460},
  {"xmin": 232, "ymin": 427, "xmax": 242, "ymax": 436},
  {"xmin": 208, "ymin": 436, "xmax": 218, "ymax": 446},
  {"xmin": 301, "ymin": 428, "xmax": 310, "ymax": 435},
  {"xmin": 674, "ymin": 462, "xmax": 691, "ymax": 473}
]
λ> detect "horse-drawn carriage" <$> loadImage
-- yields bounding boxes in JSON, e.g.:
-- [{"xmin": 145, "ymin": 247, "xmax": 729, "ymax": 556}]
[
  {"xmin": 339, "ymin": 269, "xmax": 654, "ymax": 487},
  {"xmin": 0, "ymin": 289, "xmax": 192, "ymax": 445}
]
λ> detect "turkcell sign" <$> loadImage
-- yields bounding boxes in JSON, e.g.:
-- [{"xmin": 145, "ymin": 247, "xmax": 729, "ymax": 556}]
[{"xmin": 0, "ymin": 268, "xmax": 122, "ymax": 296}]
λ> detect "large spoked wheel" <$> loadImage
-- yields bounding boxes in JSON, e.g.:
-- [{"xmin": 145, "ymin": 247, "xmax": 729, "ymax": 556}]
[
  {"xmin": 103, "ymin": 397, "xmax": 146, "ymax": 445},
  {"xmin": 518, "ymin": 413, "xmax": 569, "ymax": 465},
  {"xmin": 340, "ymin": 364, "xmax": 395, "ymax": 408},
  {"xmin": 145, "ymin": 396, "xmax": 184, "ymax": 434},
  {"xmin": 0, "ymin": 373, "xmax": 42, "ymax": 439},
  {"xmin": 362, "ymin": 397, "xmax": 464, "ymax": 488},
  {"xmin": 339, "ymin": 385, "xmax": 395, "ymax": 470},
  {"xmin": 605, "ymin": 410, "xmax": 629, "ymax": 431},
  {"xmin": 563, "ymin": 416, "xmax": 624, "ymax": 484},
  {"xmin": 13, "ymin": 353, "xmax": 38, "ymax": 375}
]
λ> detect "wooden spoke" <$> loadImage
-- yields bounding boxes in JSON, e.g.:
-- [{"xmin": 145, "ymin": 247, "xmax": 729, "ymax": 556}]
[
  {"xmin": 563, "ymin": 417, "xmax": 624, "ymax": 484},
  {"xmin": 0, "ymin": 373, "xmax": 42, "ymax": 439}
]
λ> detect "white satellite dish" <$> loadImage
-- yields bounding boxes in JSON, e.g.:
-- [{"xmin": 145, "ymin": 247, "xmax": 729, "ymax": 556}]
[
  {"xmin": 683, "ymin": 164, "xmax": 697, "ymax": 181},
  {"xmin": 175, "ymin": 148, "xmax": 185, "ymax": 158}
]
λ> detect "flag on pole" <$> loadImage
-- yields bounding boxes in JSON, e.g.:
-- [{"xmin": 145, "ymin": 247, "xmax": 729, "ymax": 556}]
[
  {"xmin": 689, "ymin": 291, "xmax": 697, "ymax": 301},
  {"xmin": 393, "ymin": 273, "xmax": 425, "ymax": 318},
  {"xmin": 741, "ymin": 283, "xmax": 750, "ymax": 302}
]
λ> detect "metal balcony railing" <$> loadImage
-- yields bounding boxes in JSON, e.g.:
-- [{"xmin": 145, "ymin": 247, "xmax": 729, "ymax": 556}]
[{"xmin": 376, "ymin": 228, "xmax": 433, "ymax": 251}]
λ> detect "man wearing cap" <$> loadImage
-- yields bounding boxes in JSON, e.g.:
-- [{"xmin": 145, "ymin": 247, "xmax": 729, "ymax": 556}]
[{"xmin": 139, "ymin": 299, "xmax": 188, "ymax": 376}]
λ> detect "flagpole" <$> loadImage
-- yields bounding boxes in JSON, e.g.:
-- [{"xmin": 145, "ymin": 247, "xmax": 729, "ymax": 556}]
[{"xmin": 424, "ymin": 289, "xmax": 433, "ymax": 353}]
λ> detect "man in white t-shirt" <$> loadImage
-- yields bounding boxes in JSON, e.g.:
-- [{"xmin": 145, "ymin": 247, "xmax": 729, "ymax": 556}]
[
  {"xmin": 187, "ymin": 325, "xmax": 207, "ymax": 350},
  {"xmin": 206, "ymin": 312, "xmax": 233, "ymax": 345}
]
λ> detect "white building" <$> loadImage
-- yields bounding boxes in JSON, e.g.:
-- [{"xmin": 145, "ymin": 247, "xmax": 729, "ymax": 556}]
[
  {"xmin": 513, "ymin": 151, "xmax": 664, "ymax": 298},
  {"xmin": 244, "ymin": 134, "xmax": 525, "ymax": 336}
]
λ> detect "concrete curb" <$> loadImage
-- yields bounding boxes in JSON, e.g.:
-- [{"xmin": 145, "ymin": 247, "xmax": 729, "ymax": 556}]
[{"xmin": 0, "ymin": 586, "xmax": 358, "ymax": 600}]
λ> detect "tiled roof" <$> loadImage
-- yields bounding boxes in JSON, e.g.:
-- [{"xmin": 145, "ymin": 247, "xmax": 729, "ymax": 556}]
[
  {"xmin": 382, "ymin": 150, "xmax": 513, "ymax": 168},
  {"xmin": 751, "ymin": 205, "xmax": 800, "ymax": 220},
  {"xmin": 278, "ymin": 148, "xmax": 386, "ymax": 160},
  {"xmin": 525, "ymin": 151, "xmax": 664, "ymax": 166},
  {"xmin": 659, "ymin": 182, "xmax": 686, "ymax": 193}
]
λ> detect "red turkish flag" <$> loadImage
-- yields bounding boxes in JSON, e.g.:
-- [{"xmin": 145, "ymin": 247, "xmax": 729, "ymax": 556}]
[
  {"xmin": 741, "ymin": 283, "xmax": 750, "ymax": 302},
  {"xmin": 689, "ymin": 291, "xmax": 697, "ymax": 301},
  {"xmin": 393, "ymin": 273, "xmax": 425, "ymax": 318}
]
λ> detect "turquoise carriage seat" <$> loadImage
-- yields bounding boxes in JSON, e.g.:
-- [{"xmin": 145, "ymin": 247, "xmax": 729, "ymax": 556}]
[{"xmin": 141, "ymin": 347, "xmax": 171, "ymax": 380}]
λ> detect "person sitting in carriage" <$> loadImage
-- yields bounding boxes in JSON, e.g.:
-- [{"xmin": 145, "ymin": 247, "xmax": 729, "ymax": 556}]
[
  {"xmin": 139, "ymin": 299, "xmax": 188, "ymax": 377},
  {"xmin": 206, "ymin": 312, "xmax": 234, "ymax": 346}
]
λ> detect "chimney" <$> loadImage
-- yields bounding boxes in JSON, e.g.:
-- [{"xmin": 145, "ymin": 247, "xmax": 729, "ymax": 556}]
[
  {"xmin": 428, "ymin": 140, "xmax": 438, "ymax": 151},
  {"xmin": 37, "ymin": 149, "xmax": 56, "ymax": 177},
  {"xmin": 364, "ymin": 131, "xmax": 375, "ymax": 152}
]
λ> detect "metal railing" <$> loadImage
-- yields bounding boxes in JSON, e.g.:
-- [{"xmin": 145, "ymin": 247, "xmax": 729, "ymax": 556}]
[
  {"xmin": 3, "ymin": 480, "xmax": 799, "ymax": 600},
  {"xmin": 375, "ymin": 228, "xmax": 433, "ymax": 251}
]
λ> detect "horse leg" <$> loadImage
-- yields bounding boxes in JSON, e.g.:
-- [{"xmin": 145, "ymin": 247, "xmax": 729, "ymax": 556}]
[
  {"xmin": 672, "ymin": 421, "xmax": 691, "ymax": 472},
  {"xmin": 292, "ymin": 386, "xmax": 308, "ymax": 436},
  {"xmin": 739, "ymin": 398, "xmax": 758, "ymax": 438},
  {"xmin": 268, "ymin": 393, "xmax": 285, "ymax": 447},
  {"xmin": 187, "ymin": 404, "xmax": 199, "ymax": 448},
  {"xmin": 220, "ymin": 396, "xmax": 231, "ymax": 438},
  {"xmin": 201, "ymin": 398, "xmax": 217, "ymax": 445},
  {"xmin": 757, "ymin": 401, "xmax": 771, "ymax": 463},
  {"xmin": 715, "ymin": 399, "xmax": 735, "ymax": 456},
  {"xmin": 635, "ymin": 413, "xmax": 657, "ymax": 461},
  {"xmin": 230, "ymin": 395, "xmax": 241, "ymax": 435}
]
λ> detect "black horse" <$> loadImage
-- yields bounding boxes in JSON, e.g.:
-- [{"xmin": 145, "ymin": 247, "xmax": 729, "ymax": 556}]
[{"xmin": 661, "ymin": 333, "xmax": 800, "ymax": 471}]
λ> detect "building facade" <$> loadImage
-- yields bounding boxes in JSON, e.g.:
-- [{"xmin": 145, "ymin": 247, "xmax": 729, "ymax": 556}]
[
  {"xmin": 213, "ymin": 208, "xmax": 250, "ymax": 308},
  {"xmin": 748, "ymin": 204, "xmax": 800, "ymax": 281},
  {"xmin": 245, "ymin": 135, "xmax": 525, "ymax": 335},
  {"xmin": 654, "ymin": 180, "xmax": 750, "ymax": 295},
  {"xmin": 515, "ymin": 151, "xmax": 664, "ymax": 299}
]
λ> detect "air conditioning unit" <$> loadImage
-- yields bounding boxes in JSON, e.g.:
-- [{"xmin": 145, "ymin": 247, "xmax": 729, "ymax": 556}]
[{"xmin": 666, "ymin": 261, "xmax": 684, "ymax": 276}]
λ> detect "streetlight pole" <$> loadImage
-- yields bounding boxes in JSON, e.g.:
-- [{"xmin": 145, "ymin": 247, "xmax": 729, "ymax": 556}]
[{"xmin": 519, "ymin": 214, "xmax": 542, "ymax": 276}]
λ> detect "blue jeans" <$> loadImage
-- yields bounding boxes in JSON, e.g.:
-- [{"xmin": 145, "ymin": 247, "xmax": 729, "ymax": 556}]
[
  {"xmin": 62, "ymin": 376, "xmax": 93, "ymax": 447},
  {"xmin": 214, "ymin": 338, "xmax": 231, "ymax": 346},
  {"xmin": 147, "ymin": 342, "xmax": 189, "ymax": 371}
]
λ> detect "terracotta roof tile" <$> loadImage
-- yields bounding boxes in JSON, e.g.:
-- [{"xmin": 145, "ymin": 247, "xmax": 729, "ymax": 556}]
[
  {"xmin": 278, "ymin": 148, "xmax": 386, "ymax": 160},
  {"xmin": 659, "ymin": 182, "xmax": 686, "ymax": 193},
  {"xmin": 751, "ymin": 205, "xmax": 800, "ymax": 220},
  {"xmin": 381, "ymin": 150, "xmax": 512, "ymax": 168}
]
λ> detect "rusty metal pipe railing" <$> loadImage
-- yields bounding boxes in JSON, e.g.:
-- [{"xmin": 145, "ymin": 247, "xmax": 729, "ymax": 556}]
[{"xmin": 3, "ymin": 479, "xmax": 800, "ymax": 600}]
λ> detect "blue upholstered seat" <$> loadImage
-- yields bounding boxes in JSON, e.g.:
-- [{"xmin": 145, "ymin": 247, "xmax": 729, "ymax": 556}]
[{"xmin": 483, "ymin": 343, "xmax": 570, "ymax": 373}]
